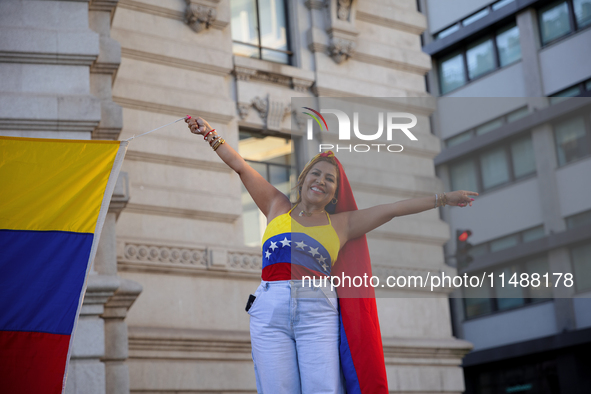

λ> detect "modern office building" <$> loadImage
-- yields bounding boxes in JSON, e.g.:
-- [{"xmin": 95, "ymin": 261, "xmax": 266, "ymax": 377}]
[{"xmin": 419, "ymin": 0, "xmax": 591, "ymax": 392}]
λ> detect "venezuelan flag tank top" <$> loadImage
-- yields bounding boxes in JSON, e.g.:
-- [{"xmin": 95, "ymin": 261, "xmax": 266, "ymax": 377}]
[{"xmin": 261, "ymin": 207, "xmax": 340, "ymax": 281}]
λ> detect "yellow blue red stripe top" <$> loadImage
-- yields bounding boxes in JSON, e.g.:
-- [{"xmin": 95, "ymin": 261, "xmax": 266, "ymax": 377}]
[{"xmin": 261, "ymin": 207, "xmax": 340, "ymax": 281}]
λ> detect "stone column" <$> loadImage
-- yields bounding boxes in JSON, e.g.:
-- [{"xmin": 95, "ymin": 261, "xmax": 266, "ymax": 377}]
[{"xmin": 102, "ymin": 279, "xmax": 143, "ymax": 394}]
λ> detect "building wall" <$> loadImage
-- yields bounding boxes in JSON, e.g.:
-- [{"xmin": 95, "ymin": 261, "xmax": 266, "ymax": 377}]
[{"xmin": 110, "ymin": 0, "xmax": 470, "ymax": 392}]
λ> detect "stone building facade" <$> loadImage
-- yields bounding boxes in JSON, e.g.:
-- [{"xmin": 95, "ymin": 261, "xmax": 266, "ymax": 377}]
[{"xmin": 1, "ymin": 0, "xmax": 471, "ymax": 392}]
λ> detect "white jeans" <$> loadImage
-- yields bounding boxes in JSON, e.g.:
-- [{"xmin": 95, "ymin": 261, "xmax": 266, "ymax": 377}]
[{"xmin": 248, "ymin": 280, "xmax": 345, "ymax": 394}]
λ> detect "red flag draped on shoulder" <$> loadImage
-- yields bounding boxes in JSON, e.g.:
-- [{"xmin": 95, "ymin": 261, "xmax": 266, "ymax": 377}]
[{"xmin": 321, "ymin": 151, "xmax": 389, "ymax": 394}]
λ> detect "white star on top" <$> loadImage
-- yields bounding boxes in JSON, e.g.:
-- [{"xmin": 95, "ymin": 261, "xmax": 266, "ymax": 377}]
[
  {"xmin": 265, "ymin": 250, "xmax": 271, "ymax": 259},
  {"xmin": 280, "ymin": 237, "xmax": 291, "ymax": 247},
  {"xmin": 321, "ymin": 262, "xmax": 328, "ymax": 272},
  {"xmin": 295, "ymin": 240, "xmax": 307, "ymax": 250},
  {"xmin": 269, "ymin": 241, "xmax": 278, "ymax": 251},
  {"xmin": 308, "ymin": 247, "xmax": 320, "ymax": 257},
  {"xmin": 316, "ymin": 255, "xmax": 327, "ymax": 264}
]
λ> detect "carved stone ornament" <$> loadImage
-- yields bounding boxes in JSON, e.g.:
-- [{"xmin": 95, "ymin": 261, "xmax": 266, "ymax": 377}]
[
  {"xmin": 337, "ymin": 0, "xmax": 353, "ymax": 20},
  {"xmin": 252, "ymin": 96, "xmax": 268, "ymax": 121},
  {"xmin": 329, "ymin": 37, "xmax": 356, "ymax": 64},
  {"xmin": 185, "ymin": 2, "xmax": 217, "ymax": 33},
  {"xmin": 250, "ymin": 96, "xmax": 290, "ymax": 131},
  {"xmin": 237, "ymin": 102, "xmax": 251, "ymax": 120}
]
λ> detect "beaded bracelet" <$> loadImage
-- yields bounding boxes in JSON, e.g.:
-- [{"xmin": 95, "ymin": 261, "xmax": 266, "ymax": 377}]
[{"xmin": 203, "ymin": 129, "xmax": 215, "ymax": 140}]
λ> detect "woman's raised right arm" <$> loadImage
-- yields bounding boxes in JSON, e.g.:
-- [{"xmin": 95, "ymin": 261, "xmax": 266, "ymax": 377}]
[{"xmin": 186, "ymin": 116, "xmax": 290, "ymax": 219}]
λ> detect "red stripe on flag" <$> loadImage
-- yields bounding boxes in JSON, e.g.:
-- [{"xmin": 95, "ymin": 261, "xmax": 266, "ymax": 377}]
[{"xmin": 0, "ymin": 330, "xmax": 70, "ymax": 394}]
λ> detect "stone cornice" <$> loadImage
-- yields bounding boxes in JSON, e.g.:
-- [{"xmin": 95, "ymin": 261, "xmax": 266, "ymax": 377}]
[
  {"xmin": 356, "ymin": 10, "xmax": 426, "ymax": 35},
  {"xmin": 127, "ymin": 326, "xmax": 472, "ymax": 364},
  {"xmin": 233, "ymin": 56, "xmax": 315, "ymax": 92},
  {"xmin": 0, "ymin": 51, "xmax": 97, "ymax": 66},
  {"xmin": 0, "ymin": 118, "xmax": 99, "ymax": 133},
  {"xmin": 112, "ymin": 97, "xmax": 234, "ymax": 124},
  {"xmin": 121, "ymin": 48, "xmax": 231, "ymax": 76},
  {"xmin": 124, "ymin": 150, "xmax": 232, "ymax": 173},
  {"xmin": 118, "ymin": 0, "xmax": 228, "ymax": 31},
  {"xmin": 89, "ymin": 0, "xmax": 120, "ymax": 13},
  {"xmin": 123, "ymin": 203, "xmax": 240, "ymax": 223},
  {"xmin": 128, "ymin": 326, "xmax": 253, "ymax": 360},
  {"xmin": 118, "ymin": 0, "xmax": 184, "ymax": 20}
]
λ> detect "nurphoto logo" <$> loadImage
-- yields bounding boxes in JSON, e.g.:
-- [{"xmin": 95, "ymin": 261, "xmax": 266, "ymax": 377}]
[{"xmin": 302, "ymin": 107, "xmax": 418, "ymax": 153}]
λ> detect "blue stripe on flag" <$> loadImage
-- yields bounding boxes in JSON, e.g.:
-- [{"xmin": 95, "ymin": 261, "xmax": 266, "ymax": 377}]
[
  {"xmin": 340, "ymin": 313, "xmax": 362, "ymax": 394},
  {"xmin": 0, "ymin": 229, "xmax": 93, "ymax": 335}
]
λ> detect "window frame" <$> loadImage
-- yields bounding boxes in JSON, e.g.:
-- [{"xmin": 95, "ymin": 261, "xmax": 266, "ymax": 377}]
[
  {"xmin": 462, "ymin": 254, "xmax": 553, "ymax": 320},
  {"xmin": 538, "ymin": 0, "xmax": 591, "ymax": 47},
  {"xmin": 438, "ymin": 21, "xmax": 521, "ymax": 95},
  {"xmin": 231, "ymin": 0, "xmax": 294, "ymax": 65},
  {"xmin": 552, "ymin": 110, "xmax": 591, "ymax": 167},
  {"xmin": 448, "ymin": 132, "xmax": 537, "ymax": 194}
]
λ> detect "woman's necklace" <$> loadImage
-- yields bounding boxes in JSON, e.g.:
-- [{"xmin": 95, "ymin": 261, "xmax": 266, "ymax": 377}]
[{"xmin": 298, "ymin": 206, "xmax": 324, "ymax": 217}]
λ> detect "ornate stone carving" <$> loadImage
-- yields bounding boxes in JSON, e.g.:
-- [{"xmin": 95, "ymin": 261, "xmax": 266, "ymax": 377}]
[
  {"xmin": 251, "ymin": 96, "xmax": 268, "ymax": 121},
  {"xmin": 185, "ymin": 1, "xmax": 217, "ymax": 33},
  {"xmin": 329, "ymin": 37, "xmax": 355, "ymax": 64},
  {"xmin": 237, "ymin": 102, "xmax": 251, "ymax": 120},
  {"xmin": 227, "ymin": 251, "xmax": 261, "ymax": 271},
  {"xmin": 292, "ymin": 78, "xmax": 314, "ymax": 92},
  {"xmin": 337, "ymin": 0, "xmax": 353, "ymax": 20},
  {"xmin": 306, "ymin": 0, "xmax": 359, "ymax": 64},
  {"xmin": 124, "ymin": 243, "xmax": 208, "ymax": 267},
  {"xmin": 250, "ymin": 95, "xmax": 291, "ymax": 131}
]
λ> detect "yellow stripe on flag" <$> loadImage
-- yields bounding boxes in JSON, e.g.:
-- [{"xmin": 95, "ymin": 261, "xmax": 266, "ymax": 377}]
[{"xmin": 0, "ymin": 136, "xmax": 120, "ymax": 233}]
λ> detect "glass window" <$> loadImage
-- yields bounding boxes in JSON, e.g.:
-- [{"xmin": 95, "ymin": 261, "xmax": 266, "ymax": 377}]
[
  {"xmin": 496, "ymin": 23, "xmax": 522, "ymax": 66},
  {"xmin": 467, "ymin": 37, "xmax": 496, "ymax": 79},
  {"xmin": 259, "ymin": 0, "xmax": 289, "ymax": 62},
  {"xmin": 586, "ymin": 79, "xmax": 591, "ymax": 91},
  {"xmin": 571, "ymin": 244, "xmax": 591, "ymax": 292},
  {"xmin": 232, "ymin": 0, "xmax": 260, "ymax": 46},
  {"xmin": 554, "ymin": 116, "xmax": 589, "ymax": 165},
  {"xmin": 566, "ymin": 209, "xmax": 591, "ymax": 229},
  {"xmin": 495, "ymin": 265, "xmax": 525, "ymax": 310},
  {"xmin": 490, "ymin": 234, "xmax": 519, "ymax": 252},
  {"xmin": 573, "ymin": 0, "xmax": 591, "ymax": 28},
  {"xmin": 464, "ymin": 284, "xmax": 493, "ymax": 318},
  {"xmin": 439, "ymin": 51, "xmax": 466, "ymax": 94},
  {"xmin": 239, "ymin": 132, "xmax": 293, "ymax": 246},
  {"xmin": 481, "ymin": 146, "xmax": 510, "ymax": 189},
  {"xmin": 525, "ymin": 256, "xmax": 553, "ymax": 299},
  {"xmin": 511, "ymin": 135, "xmax": 536, "ymax": 178},
  {"xmin": 540, "ymin": 1, "xmax": 572, "ymax": 45},
  {"xmin": 522, "ymin": 226, "xmax": 545, "ymax": 242},
  {"xmin": 436, "ymin": 24, "xmax": 460, "ymax": 40},
  {"xmin": 450, "ymin": 159, "xmax": 479, "ymax": 191},
  {"xmin": 493, "ymin": 0, "xmax": 515, "ymax": 11},
  {"xmin": 446, "ymin": 131, "xmax": 472, "ymax": 147},
  {"xmin": 231, "ymin": 0, "xmax": 290, "ymax": 64},
  {"xmin": 550, "ymin": 86, "xmax": 583, "ymax": 104},
  {"xmin": 463, "ymin": 8, "xmax": 490, "ymax": 26},
  {"xmin": 507, "ymin": 107, "xmax": 529, "ymax": 123},
  {"xmin": 475, "ymin": 118, "xmax": 503, "ymax": 136}
]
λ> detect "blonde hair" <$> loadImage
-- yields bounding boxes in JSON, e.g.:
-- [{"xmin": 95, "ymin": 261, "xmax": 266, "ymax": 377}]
[{"xmin": 292, "ymin": 155, "xmax": 340, "ymax": 211}]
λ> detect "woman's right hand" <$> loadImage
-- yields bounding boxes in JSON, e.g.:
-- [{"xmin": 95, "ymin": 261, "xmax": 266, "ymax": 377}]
[{"xmin": 185, "ymin": 116, "xmax": 212, "ymax": 136}]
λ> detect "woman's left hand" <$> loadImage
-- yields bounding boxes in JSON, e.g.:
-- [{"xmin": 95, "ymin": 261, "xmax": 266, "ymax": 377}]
[{"xmin": 446, "ymin": 190, "xmax": 478, "ymax": 207}]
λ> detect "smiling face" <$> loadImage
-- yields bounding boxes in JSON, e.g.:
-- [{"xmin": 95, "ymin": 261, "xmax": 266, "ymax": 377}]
[{"xmin": 300, "ymin": 161, "xmax": 338, "ymax": 208}]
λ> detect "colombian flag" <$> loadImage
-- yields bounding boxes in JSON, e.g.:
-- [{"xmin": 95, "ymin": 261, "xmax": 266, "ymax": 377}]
[{"xmin": 0, "ymin": 136, "xmax": 127, "ymax": 393}]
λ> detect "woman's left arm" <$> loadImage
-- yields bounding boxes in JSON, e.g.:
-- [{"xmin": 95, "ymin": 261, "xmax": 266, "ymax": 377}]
[{"xmin": 341, "ymin": 190, "xmax": 478, "ymax": 242}]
